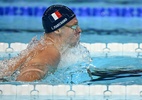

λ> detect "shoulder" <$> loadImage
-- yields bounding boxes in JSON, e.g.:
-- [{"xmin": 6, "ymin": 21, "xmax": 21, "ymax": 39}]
[
  {"xmin": 31, "ymin": 43, "xmax": 61, "ymax": 66},
  {"xmin": 40, "ymin": 44, "xmax": 60, "ymax": 58}
]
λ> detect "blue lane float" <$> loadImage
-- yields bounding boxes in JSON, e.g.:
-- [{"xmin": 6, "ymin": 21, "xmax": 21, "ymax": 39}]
[{"xmin": 0, "ymin": 6, "xmax": 142, "ymax": 17}]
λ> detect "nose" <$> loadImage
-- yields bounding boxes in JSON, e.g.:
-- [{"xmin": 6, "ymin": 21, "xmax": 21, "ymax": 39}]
[{"xmin": 76, "ymin": 26, "xmax": 82, "ymax": 33}]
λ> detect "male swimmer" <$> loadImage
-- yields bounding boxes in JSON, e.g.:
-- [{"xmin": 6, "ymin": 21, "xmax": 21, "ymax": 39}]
[{"xmin": 0, "ymin": 4, "xmax": 82, "ymax": 82}]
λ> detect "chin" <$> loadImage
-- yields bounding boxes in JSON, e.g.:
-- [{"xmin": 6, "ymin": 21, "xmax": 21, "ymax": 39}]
[{"xmin": 70, "ymin": 40, "xmax": 80, "ymax": 47}]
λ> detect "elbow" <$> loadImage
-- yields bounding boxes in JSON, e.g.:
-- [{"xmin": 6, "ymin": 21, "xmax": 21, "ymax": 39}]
[{"xmin": 16, "ymin": 70, "xmax": 45, "ymax": 82}]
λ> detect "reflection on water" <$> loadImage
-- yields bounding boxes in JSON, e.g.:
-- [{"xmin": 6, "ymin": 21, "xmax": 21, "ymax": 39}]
[{"xmin": 85, "ymin": 56, "xmax": 142, "ymax": 85}]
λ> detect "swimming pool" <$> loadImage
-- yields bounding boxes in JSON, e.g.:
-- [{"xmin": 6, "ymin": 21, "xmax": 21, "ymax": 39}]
[
  {"xmin": 0, "ymin": 2, "xmax": 142, "ymax": 100},
  {"xmin": 0, "ymin": 40, "xmax": 142, "ymax": 99}
]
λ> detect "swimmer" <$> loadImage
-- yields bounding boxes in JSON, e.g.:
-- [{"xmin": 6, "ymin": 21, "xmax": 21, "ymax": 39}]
[{"xmin": 0, "ymin": 4, "xmax": 82, "ymax": 82}]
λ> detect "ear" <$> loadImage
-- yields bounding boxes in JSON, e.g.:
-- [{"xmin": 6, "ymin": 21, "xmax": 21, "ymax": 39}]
[{"xmin": 54, "ymin": 29, "xmax": 61, "ymax": 35}]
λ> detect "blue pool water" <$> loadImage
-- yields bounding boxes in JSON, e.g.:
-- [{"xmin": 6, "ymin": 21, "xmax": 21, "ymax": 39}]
[{"xmin": 1, "ymin": 31, "xmax": 142, "ymax": 43}]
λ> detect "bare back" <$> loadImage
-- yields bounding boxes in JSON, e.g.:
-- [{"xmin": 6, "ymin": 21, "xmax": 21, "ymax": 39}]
[{"xmin": 1, "ymin": 38, "xmax": 60, "ymax": 82}]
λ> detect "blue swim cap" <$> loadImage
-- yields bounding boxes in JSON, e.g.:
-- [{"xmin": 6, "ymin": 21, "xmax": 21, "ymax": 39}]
[{"xmin": 42, "ymin": 5, "xmax": 76, "ymax": 33}]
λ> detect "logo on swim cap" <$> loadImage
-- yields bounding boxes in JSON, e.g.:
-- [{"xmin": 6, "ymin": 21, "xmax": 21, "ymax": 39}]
[
  {"xmin": 42, "ymin": 5, "xmax": 75, "ymax": 33},
  {"xmin": 49, "ymin": 11, "xmax": 62, "ymax": 22}
]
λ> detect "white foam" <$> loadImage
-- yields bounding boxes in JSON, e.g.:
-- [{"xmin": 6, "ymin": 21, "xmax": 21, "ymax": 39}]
[{"xmin": 43, "ymin": 43, "xmax": 92, "ymax": 84}]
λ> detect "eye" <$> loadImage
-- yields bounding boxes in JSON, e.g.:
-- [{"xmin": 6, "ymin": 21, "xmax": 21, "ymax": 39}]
[
  {"xmin": 65, "ymin": 24, "xmax": 79, "ymax": 30},
  {"xmin": 71, "ymin": 25, "xmax": 78, "ymax": 30}
]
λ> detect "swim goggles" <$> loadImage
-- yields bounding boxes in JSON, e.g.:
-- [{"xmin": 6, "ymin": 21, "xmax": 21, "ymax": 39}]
[{"xmin": 65, "ymin": 24, "xmax": 79, "ymax": 30}]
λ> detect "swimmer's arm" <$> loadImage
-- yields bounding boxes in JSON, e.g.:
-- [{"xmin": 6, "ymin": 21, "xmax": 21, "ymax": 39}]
[
  {"xmin": 1, "ymin": 50, "xmax": 35, "ymax": 77},
  {"xmin": 0, "ymin": 57, "xmax": 29, "ymax": 78},
  {"xmin": 16, "ymin": 46, "xmax": 60, "ymax": 82},
  {"xmin": 16, "ymin": 66, "xmax": 46, "ymax": 82}
]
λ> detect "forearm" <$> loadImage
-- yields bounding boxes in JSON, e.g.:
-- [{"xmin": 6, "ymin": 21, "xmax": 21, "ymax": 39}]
[
  {"xmin": 1, "ymin": 50, "xmax": 34, "ymax": 77},
  {"xmin": 1, "ymin": 58, "xmax": 26, "ymax": 77},
  {"xmin": 16, "ymin": 67, "xmax": 46, "ymax": 82}
]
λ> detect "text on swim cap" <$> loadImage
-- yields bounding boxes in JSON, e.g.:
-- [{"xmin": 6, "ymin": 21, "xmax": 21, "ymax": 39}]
[{"xmin": 51, "ymin": 18, "xmax": 67, "ymax": 30}]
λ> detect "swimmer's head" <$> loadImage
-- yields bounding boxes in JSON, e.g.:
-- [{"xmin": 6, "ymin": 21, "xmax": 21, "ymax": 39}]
[{"xmin": 42, "ymin": 5, "xmax": 76, "ymax": 33}]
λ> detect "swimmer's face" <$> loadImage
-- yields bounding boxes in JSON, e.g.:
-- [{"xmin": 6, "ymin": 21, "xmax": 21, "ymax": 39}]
[{"xmin": 61, "ymin": 17, "xmax": 82, "ymax": 47}]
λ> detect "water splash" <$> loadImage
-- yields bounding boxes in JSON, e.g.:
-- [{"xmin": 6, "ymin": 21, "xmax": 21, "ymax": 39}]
[
  {"xmin": 0, "ymin": 57, "xmax": 19, "ymax": 81},
  {"xmin": 0, "ymin": 36, "xmax": 40, "ymax": 81},
  {"xmin": 42, "ymin": 43, "xmax": 92, "ymax": 84}
]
